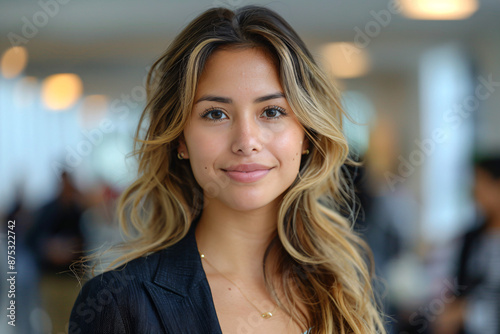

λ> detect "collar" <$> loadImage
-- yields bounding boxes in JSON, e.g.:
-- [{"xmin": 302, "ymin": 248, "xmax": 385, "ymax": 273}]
[
  {"xmin": 144, "ymin": 213, "xmax": 222, "ymax": 333},
  {"xmin": 152, "ymin": 213, "xmax": 205, "ymax": 296}
]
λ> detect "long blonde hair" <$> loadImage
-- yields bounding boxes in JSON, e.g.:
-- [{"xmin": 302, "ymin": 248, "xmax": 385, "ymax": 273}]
[{"xmin": 73, "ymin": 5, "xmax": 386, "ymax": 333}]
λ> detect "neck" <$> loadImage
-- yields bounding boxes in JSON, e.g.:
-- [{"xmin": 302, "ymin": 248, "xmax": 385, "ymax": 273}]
[{"xmin": 195, "ymin": 197, "xmax": 279, "ymax": 279}]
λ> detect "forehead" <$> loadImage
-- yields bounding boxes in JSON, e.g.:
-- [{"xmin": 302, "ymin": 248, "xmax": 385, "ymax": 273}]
[{"xmin": 195, "ymin": 47, "xmax": 282, "ymax": 95}]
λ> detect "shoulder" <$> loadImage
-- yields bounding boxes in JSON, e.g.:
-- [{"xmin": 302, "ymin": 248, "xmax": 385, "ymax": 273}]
[
  {"xmin": 74, "ymin": 226, "xmax": 200, "ymax": 299},
  {"xmin": 69, "ymin": 222, "xmax": 208, "ymax": 333},
  {"xmin": 85, "ymin": 248, "xmax": 164, "ymax": 291},
  {"xmin": 68, "ymin": 250, "xmax": 167, "ymax": 334}
]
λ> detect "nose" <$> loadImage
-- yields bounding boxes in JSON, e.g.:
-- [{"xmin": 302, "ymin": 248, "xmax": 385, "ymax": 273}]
[{"xmin": 231, "ymin": 114, "xmax": 264, "ymax": 155}]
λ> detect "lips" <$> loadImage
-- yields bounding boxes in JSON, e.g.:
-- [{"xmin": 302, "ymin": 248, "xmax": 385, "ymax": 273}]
[
  {"xmin": 223, "ymin": 169, "xmax": 272, "ymax": 183},
  {"xmin": 221, "ymin": 163, "xmax": 274, "ymax": 183},
  {"xmin": 222, "ymin": 163, "xmax": 272, "ymax": 172}
]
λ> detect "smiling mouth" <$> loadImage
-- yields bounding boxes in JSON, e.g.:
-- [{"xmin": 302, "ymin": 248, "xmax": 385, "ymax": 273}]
[{"xmin": 221, "ymin": 168, "xmax": 273, "ymax": 183}]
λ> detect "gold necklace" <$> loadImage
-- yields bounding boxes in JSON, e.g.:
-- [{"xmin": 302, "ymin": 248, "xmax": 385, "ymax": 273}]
[{"xmin": 199, "ymin": 252, "xmax": 278, "ymax": 319}]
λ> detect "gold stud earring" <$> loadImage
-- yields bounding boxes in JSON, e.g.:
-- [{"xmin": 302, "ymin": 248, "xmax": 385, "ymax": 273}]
[
  {"xmin": 303, "ymin": 149, "xmax": 310, "ymax": 155},
  {"xmin": 177, "ymin": 152, "xmax": 184, "ymax": 160}
]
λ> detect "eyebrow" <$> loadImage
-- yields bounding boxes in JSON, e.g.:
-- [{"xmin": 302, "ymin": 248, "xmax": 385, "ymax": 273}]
[{"xmin": 194, "ymin": 92, "xmax": 285, "ymax": 105}]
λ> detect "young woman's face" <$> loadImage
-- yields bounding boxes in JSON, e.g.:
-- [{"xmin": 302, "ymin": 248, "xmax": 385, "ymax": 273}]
[{"xmin": 180, "ymin": 47, "xmax": 308, "ymax": 212}]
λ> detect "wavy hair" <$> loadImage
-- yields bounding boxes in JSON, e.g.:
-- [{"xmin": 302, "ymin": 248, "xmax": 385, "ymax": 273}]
[{"xmin": 73, "ymin": 5, "xmax": 386, "ymax": 333}]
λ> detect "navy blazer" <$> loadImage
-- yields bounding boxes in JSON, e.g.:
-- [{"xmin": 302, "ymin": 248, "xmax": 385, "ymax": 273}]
[{"xmin": 69, "ymin": 215, "xmax": 223, "ymax": 334}]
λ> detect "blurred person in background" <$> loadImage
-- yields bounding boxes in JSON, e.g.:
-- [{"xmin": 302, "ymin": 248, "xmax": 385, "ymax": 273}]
[
  {"xmin": 434, "ymin": 157, "xmax": 500, "ymax": 334},
  {"xmin": 26, "ymin": 170, "xmax": 86, "ymax": 333},
  {"xmin": 78, "ymin": 181, "xmax": 123, "ymax": 275},
  {"xmin": 27, "ymin": 171, "xmax": 85, "ymax": 273},
  {"xmin": 352, "ymin": 162, "xmax": 402, "ymax": 333},
  {"xmin": 352, "ymin": 154, "xmax": 421, "ymax": 334},
  {"xmin": 350, "ymin": 117, "xmax": 422, "ymax": 333}
]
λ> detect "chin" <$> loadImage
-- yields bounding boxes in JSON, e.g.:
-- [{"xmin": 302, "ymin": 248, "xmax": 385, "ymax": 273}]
[
  {"xmin": 230, "ymin": 194, "xmax": 283, "ymax": 212},
  {"xmin": 230, "ymin": 202, "xmax": 268, "ymax": 212},
  {"xmin": 223, "ymin": 197, "xmax": 272, "ymax": 212}
]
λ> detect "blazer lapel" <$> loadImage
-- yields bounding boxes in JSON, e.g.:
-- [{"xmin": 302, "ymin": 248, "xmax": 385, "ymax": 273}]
[{"xmin": 144, "ymin": 221, "xmax": 223, "ymax": 333}]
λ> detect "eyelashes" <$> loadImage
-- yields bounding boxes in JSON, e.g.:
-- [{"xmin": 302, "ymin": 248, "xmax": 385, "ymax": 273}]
[
  {"xmin": 199, "ymin": 105, "xmax": 288, "ymax": 123},
  {"xmin": 199, "ymin": 107, "xmax": 226, "ymax": 122}
]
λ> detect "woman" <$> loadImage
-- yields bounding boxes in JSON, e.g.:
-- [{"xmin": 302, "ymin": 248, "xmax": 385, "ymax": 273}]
[{"xmin": 69, "ymin": 5, "xmax": 386, "ymax": 334}]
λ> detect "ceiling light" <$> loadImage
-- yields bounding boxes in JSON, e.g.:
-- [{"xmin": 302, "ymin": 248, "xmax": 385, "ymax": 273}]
[
  {"xmin": 41, "ymin": 73, "xmax": 83, "ymax": 111},
  {"xmin": 1, "ymin": 46, "xmax": 28, "ymax": 79},
  {"xmin": 401, "ymin": 0, "xmax": 478, "ymax": 20},
  {"xmin": 320, "ymin": 42, "xmax": 371, "ymax": 79}
]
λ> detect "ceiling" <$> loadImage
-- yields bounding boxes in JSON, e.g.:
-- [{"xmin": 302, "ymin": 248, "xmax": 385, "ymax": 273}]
[{"xmin": 1, "ymin": 0, "xmax": 499, "ymax": 94}]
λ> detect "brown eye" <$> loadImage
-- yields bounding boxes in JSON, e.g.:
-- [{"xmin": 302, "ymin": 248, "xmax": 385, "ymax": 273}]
[
  {"xmin": 262, "ymin": 106, "xmax": 287, "ymax": 120},
  {"xmin": 200, "ymin": 107, "xmax": 227, "ymax": 122},
  {"xmin": 211, "ymin": 110, "xmax": 223, "ymax": 119},
  {"xmin": 265, "ymin": 109, "xmax": 278, "ymax": 117}
]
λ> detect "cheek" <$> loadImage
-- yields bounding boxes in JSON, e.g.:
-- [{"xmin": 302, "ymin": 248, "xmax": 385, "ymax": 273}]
[
  {"xmin": 260, "ymin": 122, "xmax": 288, "ymax": 145},
  {"xmin": 186, "ymin": 127, "xmax": 215, "ymax": 156},
  {"xmin": 185, "ymin": 129, "xmax": 224, "ymax": 175},
  {"xmin": 273, "ymin": 129, "xmax": 304, "ymax": 164}
]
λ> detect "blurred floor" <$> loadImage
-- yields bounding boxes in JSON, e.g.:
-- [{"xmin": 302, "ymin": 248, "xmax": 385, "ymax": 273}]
[{"xmin": 39, "ymin": 271, "xmax": 81, "ymax": 334}]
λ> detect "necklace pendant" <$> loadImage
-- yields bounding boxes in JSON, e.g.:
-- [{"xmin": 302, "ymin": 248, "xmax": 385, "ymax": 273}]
[{"xmin": 261, "ymin": 311, "xmax": 273, "ymax": 319}]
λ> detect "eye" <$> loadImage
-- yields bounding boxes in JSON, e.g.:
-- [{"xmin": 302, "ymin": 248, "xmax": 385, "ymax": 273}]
[
  {"xmin": 261, "ymin": 105, "xmax": 287, "ymax": 120},
  {"xmin": 200, "ymin": 107, "xmax": 227, "ymax": 122}
]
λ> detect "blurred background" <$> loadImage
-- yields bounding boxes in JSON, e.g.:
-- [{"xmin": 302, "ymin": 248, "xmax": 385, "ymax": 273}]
[{"xmin": 1, "ymin": 0, "xmax": 499, "ymax": 333}]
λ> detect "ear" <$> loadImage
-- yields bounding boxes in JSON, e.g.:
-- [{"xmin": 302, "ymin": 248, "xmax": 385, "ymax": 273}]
[
  {"xmin": 301, "ymin": 136, "xmax": 310, "ymax": 154},
  {"xmin": 177, "ymin": 135, "xmax": 190, "ymax": 159}
]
